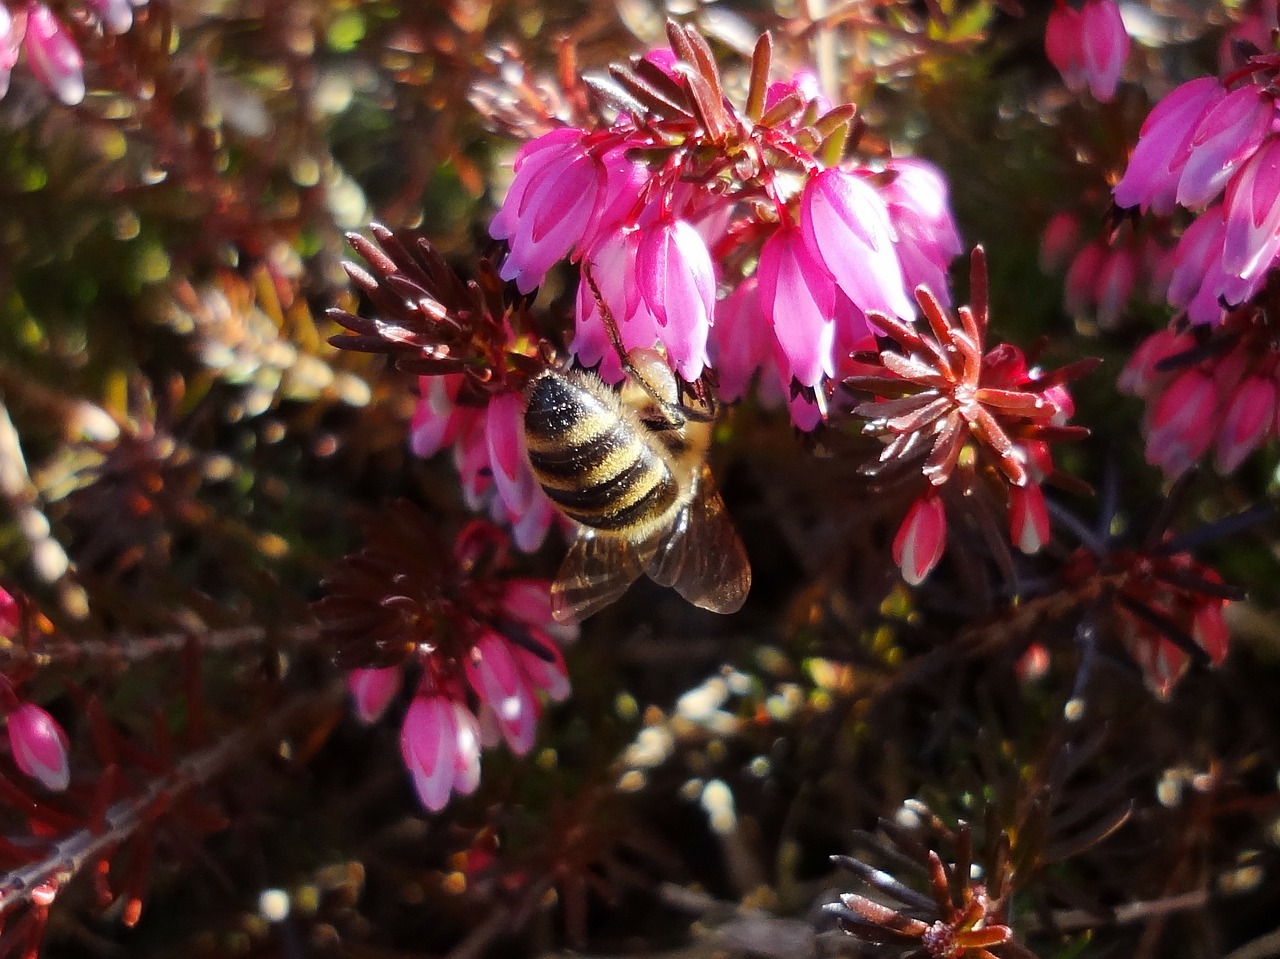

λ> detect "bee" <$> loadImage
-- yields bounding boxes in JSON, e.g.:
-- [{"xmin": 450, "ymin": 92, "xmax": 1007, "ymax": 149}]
[{"xmin": 523, "ymin": 297, "xmax": 751, "ymax": 624}]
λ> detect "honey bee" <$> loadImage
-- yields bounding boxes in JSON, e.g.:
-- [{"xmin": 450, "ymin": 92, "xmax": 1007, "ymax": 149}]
[{"xmin": 523, "ymin": 312, "xmax": 750, "ymax": 624}]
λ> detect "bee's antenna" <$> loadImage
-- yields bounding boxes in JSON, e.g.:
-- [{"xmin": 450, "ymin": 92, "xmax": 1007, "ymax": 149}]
[{"xmin": 582, "ymin": 263, "xmax": 629, "ymax": 366}]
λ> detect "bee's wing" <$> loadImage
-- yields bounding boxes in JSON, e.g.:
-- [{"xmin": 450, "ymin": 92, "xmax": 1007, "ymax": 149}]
[
  {"xmin": 645, "ymin": 466, "xmax": 751, "ymax": 614},
  {"xmin": 551, "ymin": 528, "xmax": 655, "ymax": 624}
]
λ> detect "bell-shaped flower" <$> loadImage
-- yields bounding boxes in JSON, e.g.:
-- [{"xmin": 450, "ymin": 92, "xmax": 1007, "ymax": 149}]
[
  {"xmin": 573, "ymin": 231, "xmax": 662, "ymax": 383},
  {"xmin": 512, "ymin": 632, "xmax": 572, "ymax": 703},
  {"xmin": 1114, "ymin": 77, "xmax": 1225, "ymax": 215},
  {"xmin": 1222, "ymin": 136, "xmax": 1280, "ymax": 302},
  {"xmin": 880, "ymin": 158, "xmax": 963, "ymax": 303},
  {"xmin": 1118, "ymin": 328, "xmax": 1192, "ymax": 398},
  {"xmin": 23, "ymin": 5, "xmax": 84, "ymax": 106},
  {"xmin": 485, "ymin": 393, "xmax": 543, "ymax": 529},
  {"xmin": 1176, "ymin": 85, "xmax": 1272, "ymax": 211},
  {"xmin": 400, "ymin": 694, "xmax": 481, "ymax": 812},
  {"xmin": 1009, "ymin": 482, "xmax": 1051, "ymax": 555},
  {"xmin": 1095, "ymin": 244, "xmax": 1138, "ymax": 330},
  {"xmin": 708, "ymin": 277, "xmax": 770, "ymax": 401},
  {"xmin": 1145, "ymin": 368, "xmax": 1219, "ymax": 477},
  {"xmin": 1167, "ymin": 208, "xmax": 1228, "ymax": 325},
  {"xmin": 635, "ymin": 218, "xmax": 715, "ymax": 381},
  {"xmin": 801, "ymin": 168, "xmax": 915, "ymax": 320},
  {"xmin": 1215, "ymin": 375, "xmax": 1277, "ymax": 474},
  {"xmin": 7, "ymin": 702, "xmax": 70, "ymax": 792},
  {"xmin": 1039, "ymin": 211, "xmax": 1081, "ymax": 273},
  {"xmin": 893, "ymin": 492, "xmax": 947, "ymax": 586},
  {"xmin": 1, "ymin": 7, "xmax": 23, "ymax": 100},
  {"xmin": 464, "ymin": 632, "xmax": 539, "ymax": 756},
  {"xmin": 1064, "ymin": 241, "xmax": 1107, "ymax": 319},
  {"xmin": 347, "ymin": 667, "xmax": 402, "ymax": 725},
  {"xmin": 410, "ymin": 374, "xmax": 468, "ymax": 458},
  {"xmin": 757, "ymin": 224, "xmax": 836, "ymax": 388},
  {"xmin": 493, "ymin": 128, "xmax": 604, "ymax": 294},
  {"xmin": 1191, "ymin": 601, "xmax": 1230, "ymax": 666},
  {"xmin": 1046, "ymin": 0, "xmax": 1129, "ymax": 101}
]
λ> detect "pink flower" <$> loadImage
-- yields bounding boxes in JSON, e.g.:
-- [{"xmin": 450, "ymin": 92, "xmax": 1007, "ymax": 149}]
[
  {"xmin": 0, "ymin": 7, "xmax": 23, "ymax": 99},
  {"xmin": 1064, "ymin": 241, "xmax": 1107, "ymax": 319},
  {"xmin": 1221, "ymin": 136, "xmax": 1280, "ymax": 303},
  {"xmin": 7, "ymin": 702, "xmax": 70, "ymax": 792},
  {"xmin": 1045, "ymin": 0, "xmax": 1129, "ymax": 102},
  {"xmin": 880, "ymin": 158, "xmax": 963, "ymax": 302},
  {"xmin": 801, "ymin": 168, "xmax": 914, "ymax": 321},
  {"xmin": 1009, "ymin": 482, "xmax": 1051, "ymax": 555},
  {"xmin": 573, "ymin": 232, "xmax": 663, "ymax": 383},
  {"xmin": 0, "ymin": 587, "xmax": 18, "ymax": 637},
  {"xmin": 1145, "ymin": 368, "xmax": 1219, "ymax": 477},
  {"xmin": 1118, "ymin": 328, "xmax": 1192, "ymax": 398},
  {"xmin": 1039, "ymin": 211, "xmax": 1081, "ymax": 273},
  {"xmin": 1215, "ymin": 375, "xmax": 1277, "ymax": 474},
  {"xmin": 635, "ymin": 218, "xmax": 715, "ymax": 381},
  {"xmin": 22, "ymin": 5, "xmax": 84, "ymax": 106},
  {"xmin": 893, "ymin": 492, "xmax": 947, "ymax": 586},
  {"xmin": 410, "ymin": 374, "xmax": 468, "ymax": 458},
  {"xmin": 1176, "ymin": 85, "xmax": 1272, "ymax": 211},
  {"xmin": 1114, "ymin": 77, "xmax": 1225, "ymax": 215},
  {"xmin": 757, "ymin": 225, "xmax": 836, "ymax": 388},
  {"xmin": 708, "ymin": 277, "xmax": 770, "ymax": 401},
  {"xmin": 347, "ymin": 667, "xmax": 402, "ymax": 724},
  {"xmin": 1095, "ymin": 243, "xmax": 1139, "ymax": 330},
  {"xmin": 400, "ymin": 694, "xmax": 482, "ymax": 812},
  {"xmin": 1166, "ymin": 208, "xmax": 1229, "ymax": 326},
  {"xmin": 492, "ymin": 128, "xmax": 604, "ymax": 294},
  {"xmin": 465, "ymin": 632, "xmax": 539, "ymax": 756}
]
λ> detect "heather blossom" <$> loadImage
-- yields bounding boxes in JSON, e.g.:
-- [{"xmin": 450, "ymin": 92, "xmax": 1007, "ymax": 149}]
[
  {"xmin": 316, "ymin": 511, "xmax": 574, "ymax": 813},
  {"xmin": 1045, "ymin": 0, "xmax": 1130, "ymax": 102},
  {"xmin": 487, "ymin": 23, "xmax": 960, "ymax": 427}
]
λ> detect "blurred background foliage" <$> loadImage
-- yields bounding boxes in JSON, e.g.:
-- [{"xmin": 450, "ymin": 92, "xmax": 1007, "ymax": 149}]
[{"xmin": 1, "ymin": 0, "xmax": 1279, "ymax": 957}]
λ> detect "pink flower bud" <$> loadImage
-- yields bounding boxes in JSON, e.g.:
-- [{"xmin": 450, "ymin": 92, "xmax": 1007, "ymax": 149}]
[
  {"xmin": 347, "ymin": 667, "xmax": 402, "ymax": 724},
  {"xmin": 801, "ymin": 168, "xmax": 914, "ymax": 321},
  {"xmin": 1191, "ymin": 602, "xmax": 1229, "ymax": 665},
  {"xmin": 400, "ymin": 695, "xmax": 481, "ymax": 812},
  {"xmin": 1039, "ymin": 211, "xmax": 1081, "ymax": 273},
  {"xmin": 0, "ymin": 6, "xmax": 23, "ymax": 100},
  {"xmin": 1016, "ymin": 642, "xmax": 1051, "ymax": 683},
  {"xmin": 1145, "ymin": 368, "xmax": 1219, "ymax": 478},
  {"xmin": 0, "ymin": 587, "xmax": 18, "ymax": 638},
  {"xmin": 1114, "ymin": 77, "xmax": 1224, "ymax": 215},
  {"xmin": 880, "ymin": 158, "xmax": 963, "ymax": 303},
  {"xmin": 635, "ymin": 218, "xmax": 715, "ymax": 381},
  {"xmin": 1118, "ymin": 328, "xmax": 1190, "ymax": 398},
  {"xmin": 513, "ymin": 636, "xmax": 571, "ymax": 703},
  {"xmin": 1176, "ymin": 86, "xmax": 1272, "ymax": 212},
  {"xmin": 464, "ymin": 633, "xmax": 538, "ymax": 756},
  {"xmin": 410, "ymin": 374, "xmax": 466, "ymax": 458},
  {"xmin": 1222, "ymin": 136, "xmax": 1280, "ymax": 301},
  {"xmin": 757, "ymin": 225, "xmax": 836, "ymax": 388},
  {"xmin": 493, "ymin": 129, "xmax": 603, "ymax": 294},
  {"xmin": 7, "ymin": 702, "xmax": 70, "ymax": 792},
  {"xmin": 1009, "ymin": 482, "xmax": 1051, "ymax": 555},
  {"xmin": 1167, "ymin": 208, "xmax": 1228, "ymax": 325},
  {"xmin": 1215, "ymin": 375, "xmax": 1276, "ymax": 474},
  {"xmin": 485, "ymin": 392, "xmax": 542, "ymax": 524},
  {"xmin": 23, "ymin": 5, "xmax": 84, "ymax": 106},
  {"xmin": 1095, "ymin": 245, "xmax": 1138, "ymax": 330},
  {"xmin": 1047, "ymin": 0, "xmax": 1128, "ymax": 101},
  {"xmin": 893, "ymin": 492, "xmax": 947, "ymax": 586}
]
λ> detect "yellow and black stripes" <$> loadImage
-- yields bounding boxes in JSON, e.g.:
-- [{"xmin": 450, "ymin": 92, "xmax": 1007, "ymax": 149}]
[{"xmin": 524, "ymin": 370, "xmax": 680, "ymax": 533}]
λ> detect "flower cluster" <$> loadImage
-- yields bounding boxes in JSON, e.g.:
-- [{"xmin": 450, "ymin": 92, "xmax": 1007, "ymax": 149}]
[
  {"xmin": 1044, "ymin": 0, "xmax": 1130, "ymax": 103},
  {"xmin": 846, "ymin": 250, "xmax": 1095, "ymax": 585},
  {"xmin": 1113, "ymin": 47, "xmax": 1280, "ymax": 326},
  {"xmin": 1119, "ymin": 302, "xmax": 1280, "ymax": 478},
  {"xmin": 489, "ymin": 22, "xmax": 960, "ymax": 429},
  {"xmin": 313, "ymin": 507, "xmax": 573, "ymax": 813},
  {"xmin": 1, "ymin": 0, "xmax": 148, "ymax": 105}
]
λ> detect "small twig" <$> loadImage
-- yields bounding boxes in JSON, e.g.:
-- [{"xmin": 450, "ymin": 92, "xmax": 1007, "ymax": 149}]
[
  {"xmin": 0, "ymin": 680, "xmax": 345, "ymax": 917},
  {"xmin": 1224, "ymin": 926, "xmax": 1280, "ymax": 959},
  {"xmin": 0, "ymin": 623, "xmax": 320, "ymax": 672}
]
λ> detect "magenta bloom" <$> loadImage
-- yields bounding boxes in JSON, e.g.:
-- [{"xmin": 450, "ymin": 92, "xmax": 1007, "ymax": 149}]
[
  {"xmin": 1166, "ymin": 208, "xmax": 1229, "ymax": 326},
  {"xmin": 801, "ymin": 168, "xmax": 914, "ymax": 321},
  {"xmin": 893, "ymin": 492, "xmax": 947, "ymax": 586},
  {"xmin": 1221, "ymin": 136, "xmax": 1280, "ymax": 303},
  {"xmin": 708, "ymin": 277, "xmax": 770, "ymax": 402},
  {"xmin": 400, "ymin": 694, "xmax": 482, "ymax": 813},
  {"xmin": 1114, "ymin": 77, "xmax": 1225, "ymax": 215},
  {"xmin": 757, "ymin": 225, "xmax": 836, "ymax": 388},
  {"xmin": 1176, "ymin": 86, "xmax": 1272, "ymax": 212},
  {"xmin": 635, "ymin": 218, "xmax": 715, "ymax": 381},
  {"xmin": 22, "ymin": 4, "xmax": 84, "ymax": 106},
  {"xmin": 492, "ymin": 128, "xmax": 604, "ymax": 294},
  {"xmin": 7, "ymin": 702, "xmax": 70, "ymax": 792},
  {"xmin": 880, "ymin": 158, "xmax": 963, "ymax": 303},
  {"xmin": 1145, "ymin": 368, "xmax": 1219, "ymax": 477},
  {"xmin": 410, "ymin": 374, "xmax": 468, "ymax": 458},
  {"xmin": 573, "ymin": 231, "xmax": 663, "ymax": 383},
  {"xmin": 1009, "ymin": 482, "xmax": 1051, "ymax": 555},
  {"xmin": 1215, "ymin": 375, "xmax": 1277, "ymax": 475},
  {"xmin": 1039, "ymin": 212, "xmax": 1082, "ymax": 273},
  {"xmin": 1045, "ymin": 0, "xmax": 1129, "ymax": 102},
  {"xmin": 465, "ymin": 631, "xmax": 542, "ymax": 756},
  {"xmin": 348, "ymin": 667, "xmax": 402, "ymax": 725}
]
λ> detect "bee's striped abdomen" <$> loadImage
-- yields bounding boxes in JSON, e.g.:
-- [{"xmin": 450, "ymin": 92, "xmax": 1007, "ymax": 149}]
[{"xmin": 524, "ymin": 370, "xmax": 680, "ymax": 533}]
